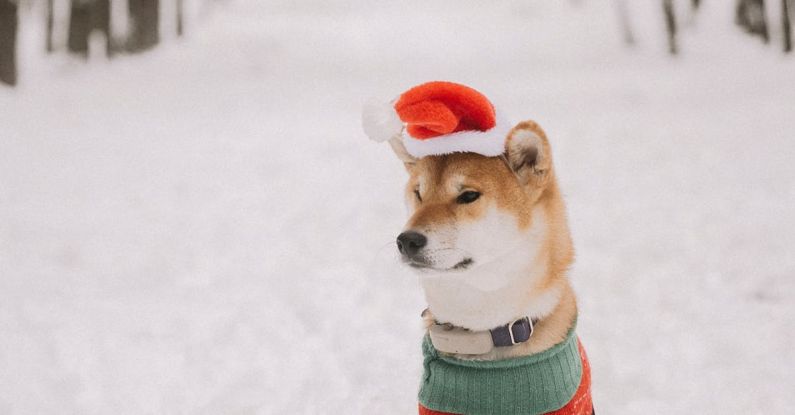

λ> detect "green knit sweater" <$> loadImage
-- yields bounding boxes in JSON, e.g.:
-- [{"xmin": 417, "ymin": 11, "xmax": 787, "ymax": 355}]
[{"xmin": 419, "ymin": 323, "xmax": 582, "ymax": 415}]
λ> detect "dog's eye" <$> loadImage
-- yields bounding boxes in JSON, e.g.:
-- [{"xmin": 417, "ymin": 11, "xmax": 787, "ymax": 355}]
[
  {"xmin": 456, "ymin": 191, "xmax": 481, "ymax": 204},
  {"xmin": 414, "ymin": 189, "xmax": 422, "ymax": 202}
]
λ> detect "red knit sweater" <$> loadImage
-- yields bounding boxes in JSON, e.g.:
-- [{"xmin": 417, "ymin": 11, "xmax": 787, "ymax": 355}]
[{"xmin": 419, "ymin": 341, "xmax": 593, "ymax": 415}]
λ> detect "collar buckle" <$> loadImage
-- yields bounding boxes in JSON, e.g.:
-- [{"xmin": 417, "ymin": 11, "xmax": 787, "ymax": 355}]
[
  {"xmin": 508, "ymin": 318, "xmax": 524, "ymax": 345},
  {"xmin": 492, "ymin": 317, "xmax": 533, "ymax": 348}
]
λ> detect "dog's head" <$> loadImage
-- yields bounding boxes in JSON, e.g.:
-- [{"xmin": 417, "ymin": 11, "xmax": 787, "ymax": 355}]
[{"xmin": 393, "ymin": 121, "xmax": 564, "ymax": 282}]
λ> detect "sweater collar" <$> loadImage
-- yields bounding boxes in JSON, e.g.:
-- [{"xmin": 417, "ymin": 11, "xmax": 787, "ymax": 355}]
[{"xmin": 419, "ymin": 321, "xmax": 582, "ymax": 415}]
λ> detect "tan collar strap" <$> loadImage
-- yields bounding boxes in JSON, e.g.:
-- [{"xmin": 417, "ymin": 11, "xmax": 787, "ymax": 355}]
[{"xmin": 426, "ymin": 312, "xmax": 537, "ymax": 355}]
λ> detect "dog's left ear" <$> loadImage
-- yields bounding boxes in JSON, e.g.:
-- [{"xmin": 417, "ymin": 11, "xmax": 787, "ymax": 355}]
[{"xmin": 504, "ymin": 120, "xmax": 553, "ymax": 186}]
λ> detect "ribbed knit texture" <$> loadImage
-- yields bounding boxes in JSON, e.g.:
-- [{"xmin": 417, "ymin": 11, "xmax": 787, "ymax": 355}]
[
  {"xmin": 418, "ymin": 340, "xmax": 593, "ymax": 415},
  {"xmin": 418, "ymin": 325, "xmax": 582, "ymax": 415}
]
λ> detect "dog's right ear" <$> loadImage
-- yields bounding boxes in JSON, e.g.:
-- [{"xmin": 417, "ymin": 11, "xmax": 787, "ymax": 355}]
[
  {"xmin": 504, "ymin": 120, "xmax": 553, "ymax": 187},
  {"xmin": 388, "ymin": 136, "xmax": 418, "ymax": 171}
]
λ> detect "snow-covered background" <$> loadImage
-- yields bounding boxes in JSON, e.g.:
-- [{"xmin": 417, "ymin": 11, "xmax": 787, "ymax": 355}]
[{"xmin": 1, "ymin": 0, "xmax": 794, "ymax": 414}]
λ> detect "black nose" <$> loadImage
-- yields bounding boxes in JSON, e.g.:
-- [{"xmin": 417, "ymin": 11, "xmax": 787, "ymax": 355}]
[{"xmin": 396, "ymin": 231, "xmax": 427, "ymax": 258}]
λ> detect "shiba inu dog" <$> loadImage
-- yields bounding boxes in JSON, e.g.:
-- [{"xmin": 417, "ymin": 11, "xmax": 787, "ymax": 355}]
[{"xmin": 364, "ymin": 82, "xmax": 593, "ymax": 415}]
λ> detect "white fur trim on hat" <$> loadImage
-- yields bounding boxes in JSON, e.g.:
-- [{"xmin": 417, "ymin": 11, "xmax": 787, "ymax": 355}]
[{"xmin": 401, "ymin": 111, "xmax": 513, "ymax": 158}]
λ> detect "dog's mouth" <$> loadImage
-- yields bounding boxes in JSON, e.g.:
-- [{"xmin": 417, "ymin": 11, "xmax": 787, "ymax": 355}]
[
  {"xmin": 451, "ymin": 258, "xmax": 473, "ymax": 270},
  {"xmin": 407, "ymin": 257, "xmax": 473, "ymax": 272},
  {"xmin": 408, "ymin": 261, "xmax": 429, "ymax": 269}
]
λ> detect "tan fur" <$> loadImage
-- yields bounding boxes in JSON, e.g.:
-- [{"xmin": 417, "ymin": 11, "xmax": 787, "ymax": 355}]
[{"xmin": 405, "ymin": 120, "xmax": 577, "ymax": 360}]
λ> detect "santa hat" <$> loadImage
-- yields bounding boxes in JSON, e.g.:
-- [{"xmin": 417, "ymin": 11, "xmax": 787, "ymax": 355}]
[{"xmin": 362, "ymin": 81, "xmax": 512, "ymax": 158}]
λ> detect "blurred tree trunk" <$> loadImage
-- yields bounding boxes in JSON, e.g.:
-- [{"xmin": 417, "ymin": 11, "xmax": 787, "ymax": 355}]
[
  {"xmin": 736, "ymin": 0, "xmax": 770, "ymax": 43},
  {"xmin": 128, "ymin": 0, "xmax": 159, "ymax": 52},
  {"xmin": 663, "ymin": 0, "xmax": 678, "ymax": 54},
  {"xmin": 0, "ymin": 0, "xmax": 18, "ymax": 86},
  {"xmin": 46, "ymin": 0, "xmax": 55, "ymax": 53},
  {"xmin": 69, "ymin": 0, "xmax": 112, "ymax": 59},
  {"xmin": 176, "ymin": 0, "xmax": 184, "ymax": 37},
  {"xmin": 616, "ymin": 0, "xmax": 635, "ymax": 46},
  {"xmin": 68, "ymin": 0, "xmax": 91, "ymax": 57},
  {"xmin": 94, "ymin": 0, "xmax": 112, "ymax": 57},
  {"xmin": 784, "ymin": 0, "xmax": 793, "ymax": 52}
]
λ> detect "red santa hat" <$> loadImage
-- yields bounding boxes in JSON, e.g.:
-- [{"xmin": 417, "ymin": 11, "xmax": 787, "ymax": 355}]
[{"xmin": 362, "ymin": 81, "xmax": 512, "ymax": 158}]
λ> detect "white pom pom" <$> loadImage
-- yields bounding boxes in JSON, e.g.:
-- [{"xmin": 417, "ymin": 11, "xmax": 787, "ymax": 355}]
[{"xmin": 362, "ymin": 98, "xmax": 403, "ymax": 143}]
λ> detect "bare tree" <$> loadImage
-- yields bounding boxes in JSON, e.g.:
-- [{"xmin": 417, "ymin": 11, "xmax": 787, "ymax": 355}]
[
  {"xmin": 128, "ymin": 0, "xmax": 159, "ymax": 52},
  {"xmin": 736, "ymin": 0, "xmax": 770, "ymax": 43},
  {"xmin": 0, "ymin": 0, "xmax": 17, "ymax": 86},
  {"xmin": 784, "ymin": 0, "xmax": 793, "ymax": 52},
  {"xmin": 94, "ymin": 0, "xmax": 112, "ymax": 56},
  {"xmin": 46, "ymin": 0, "xmax": 55, "ymax": 53},
  {"xmin": 68, "ymin": 0, "xmax": 113, "ymax": 59},
  {"xmin": 177, "ymin": 0, "xmax": 184, "ymax": 37},
  {"xmin": 663, "ymin": 0, "xmax": 678, "ymax": 54},
  {"xmin": 67, "ymin": 0, "xmax": 91, "ymax": 57},
  {"xmin": 616, "ymin": 0, "xmax": 635, "ymax": 46}
]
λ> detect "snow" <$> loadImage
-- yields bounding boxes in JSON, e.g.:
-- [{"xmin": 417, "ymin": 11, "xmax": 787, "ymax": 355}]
[{"xmin": 1, "ymin": 0, "xmax": 794, "ymax": 414}]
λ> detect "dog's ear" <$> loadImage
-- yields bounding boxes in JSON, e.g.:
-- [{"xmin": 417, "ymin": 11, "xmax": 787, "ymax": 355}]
[
  {"xmin": 388, "ymin": 136, "xmax": 418, "ymax": 171},
  {"xmin": 504, "ymin": 120, "xmax": 552, "ymax": 186}
]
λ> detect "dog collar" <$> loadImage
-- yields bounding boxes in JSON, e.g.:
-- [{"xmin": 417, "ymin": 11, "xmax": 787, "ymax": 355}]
[{"xmin": 424, "ymin": 309, "xmax": 538, "ymax": 355}]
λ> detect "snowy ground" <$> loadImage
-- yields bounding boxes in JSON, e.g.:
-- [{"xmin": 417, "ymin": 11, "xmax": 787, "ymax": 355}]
[{"xmin": 1, "ymin": 1, "xmax": 794, "ymax": 414}]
